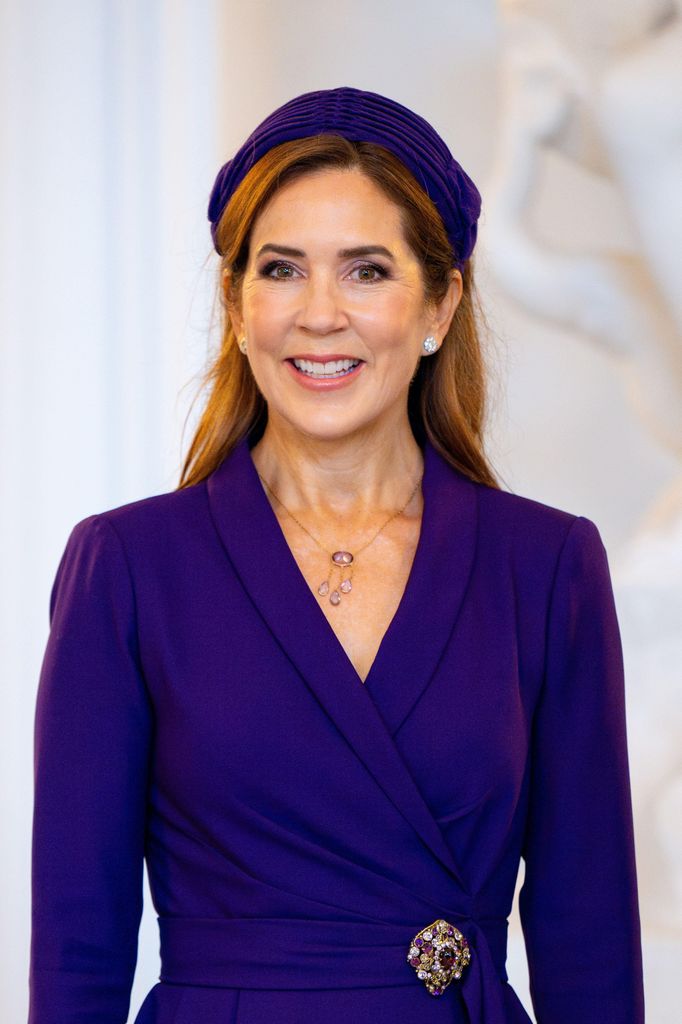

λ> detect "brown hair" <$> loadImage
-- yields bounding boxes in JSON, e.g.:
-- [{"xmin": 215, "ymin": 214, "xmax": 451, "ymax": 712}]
[{"xmin": 177, "ymin": 135, "xmax": 501, "ymax": 490}]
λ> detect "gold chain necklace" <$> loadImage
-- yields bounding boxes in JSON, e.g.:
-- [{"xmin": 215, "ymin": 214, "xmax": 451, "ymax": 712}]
[{"xmin": 257, "ymin": 470, "xmax": 422, "ymax": 607}]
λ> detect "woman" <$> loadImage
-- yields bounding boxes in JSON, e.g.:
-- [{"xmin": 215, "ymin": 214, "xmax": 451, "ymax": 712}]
[{"xmin": 29, "ymin": 87, "xmax": 644, "ymax": 1023}]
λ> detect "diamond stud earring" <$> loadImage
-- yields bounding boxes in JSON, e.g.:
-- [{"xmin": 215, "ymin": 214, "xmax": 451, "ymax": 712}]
[
  {"xmin": 238, "ymin": 336, "xmax": 248, "ymax": 354},
  {"xmin": 422, "ymin": 335, "xmax": 439, "ymax": 354}
]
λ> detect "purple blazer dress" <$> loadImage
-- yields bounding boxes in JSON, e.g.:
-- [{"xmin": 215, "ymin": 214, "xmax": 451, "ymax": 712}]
[{"xmin": 29, "ymin": 437, "xmax": 645, "ymax": 1024}]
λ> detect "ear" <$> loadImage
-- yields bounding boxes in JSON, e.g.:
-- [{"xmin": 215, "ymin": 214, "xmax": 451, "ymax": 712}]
[
  {"xmin": 222, "ymin": 268, "xmax": 244, "ymax": 339},
  {"xmin": 429, "ymin": 269, "xmax": 463, "ymax": 338}
]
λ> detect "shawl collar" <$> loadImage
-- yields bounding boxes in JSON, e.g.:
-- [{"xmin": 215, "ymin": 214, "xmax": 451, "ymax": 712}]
[{"xmin": 206, "ymin": 437, "xmax": 478, "ymax": 886}]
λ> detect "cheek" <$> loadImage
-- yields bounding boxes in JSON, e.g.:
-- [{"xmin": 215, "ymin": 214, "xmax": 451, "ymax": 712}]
[
  {"xmin": 356, "ymin": 299, "xmax": 425, "ymax": 352},
  {"xmin": 244, "ymin": 295, "xmax": 290, "ymax": 348}
]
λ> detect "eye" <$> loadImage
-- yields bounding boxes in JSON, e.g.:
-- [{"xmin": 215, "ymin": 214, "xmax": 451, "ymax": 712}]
[
  {"xmin": 260, "ymin": 260, "xmax": 298, "ymax": 280},
  {"xmin": 350, "ymin": 262, "xmax": 389, "ymax": 283}
]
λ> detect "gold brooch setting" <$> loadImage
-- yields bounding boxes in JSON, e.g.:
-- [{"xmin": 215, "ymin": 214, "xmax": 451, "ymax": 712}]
[{"xmin": 407, "ymin": 918, "xmax": 471, "ymax": 996}]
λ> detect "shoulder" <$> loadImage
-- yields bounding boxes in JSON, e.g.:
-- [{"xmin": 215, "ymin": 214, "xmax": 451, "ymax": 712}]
[
  {"xmin": 427, "ymin": 442, "xmax": 604, "ymax": 559},
  {"xmin": 471, "ymin": 475, "xmax": 607, "ymax": 575},
  {"xmin": 476, "ymin": 476, "xmax": 594, "ymax": 533},
  {"xmin": 60, "ymin": 477, "xmax": 210, "ymax": 564}
]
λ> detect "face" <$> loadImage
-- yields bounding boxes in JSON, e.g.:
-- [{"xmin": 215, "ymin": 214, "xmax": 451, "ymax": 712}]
[{"xmin": 227, "ymin": 167, "xmax": 460, "ymax": 445}]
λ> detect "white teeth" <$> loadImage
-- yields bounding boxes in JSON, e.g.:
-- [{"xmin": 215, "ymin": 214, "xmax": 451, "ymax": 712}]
[{"xmin": 292, "ymin": 358, "xmax": 360, "ymax": 378}]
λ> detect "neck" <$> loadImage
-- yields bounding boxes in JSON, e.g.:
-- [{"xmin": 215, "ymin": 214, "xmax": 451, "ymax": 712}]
[{"xmin": 250, "ymin": 415, "xmax": 424, "ymax": 518}]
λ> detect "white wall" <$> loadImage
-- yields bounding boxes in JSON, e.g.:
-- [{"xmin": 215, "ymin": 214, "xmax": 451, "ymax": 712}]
[{"xmin": 0, "ymin": 2, "xmax": 220, "ymax": 1020}]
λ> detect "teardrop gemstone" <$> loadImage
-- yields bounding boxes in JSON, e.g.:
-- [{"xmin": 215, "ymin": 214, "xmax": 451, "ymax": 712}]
[
  {"xmin": 318, "ymin": 581, "xmax": 330, "ymax": 596},
  {"xmin": 332, "ymin": 550, "xmax": 353, "ymax": 566},
  {"xmin": 339, "ymin": 579, "xmax": 352, "ymax": 594},
  {"xmin": 330, "ymin": 590, "xmax": 341, "ymax": 606}
]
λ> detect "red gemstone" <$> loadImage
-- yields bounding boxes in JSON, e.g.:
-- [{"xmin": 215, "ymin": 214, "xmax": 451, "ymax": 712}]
[{"xmin": 410, "ymin": 956, "xmax": 420, "ymax": 966}]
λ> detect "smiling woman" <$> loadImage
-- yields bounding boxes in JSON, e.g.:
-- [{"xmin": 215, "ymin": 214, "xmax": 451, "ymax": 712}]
[
  {"xmin": 221, "ymin": 166, "xmax": 460, "ymax": 448},
  {"xmin": 30, "ymin": 87, "xmax": 644, "ymax": 1024},
  {"xmin": 181, "ymin": 124, "xmax": 494, "ymax": 493}
]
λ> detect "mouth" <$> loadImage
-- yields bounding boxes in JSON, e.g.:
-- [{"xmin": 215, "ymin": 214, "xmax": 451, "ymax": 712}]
[{"xmin": 288, "ymin": 357, "xmax": 363, "ymax": 380}]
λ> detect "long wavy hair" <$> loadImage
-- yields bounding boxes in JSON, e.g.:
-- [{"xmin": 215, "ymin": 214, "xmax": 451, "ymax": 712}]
[{"xmin": 178, "ymin": 135, "xmax": 501, "ymax": 490}]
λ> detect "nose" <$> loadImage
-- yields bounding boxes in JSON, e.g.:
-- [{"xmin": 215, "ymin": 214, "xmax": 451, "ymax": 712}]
[{"xmin": 295, "ymin": 271, "xmax": 349, "ymax": 335}]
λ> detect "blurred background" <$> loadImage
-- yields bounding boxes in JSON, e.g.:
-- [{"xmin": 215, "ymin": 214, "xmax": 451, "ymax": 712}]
[{"xmin": 2, "ymin": 1, "xmax": 680, "ymax": 1020}]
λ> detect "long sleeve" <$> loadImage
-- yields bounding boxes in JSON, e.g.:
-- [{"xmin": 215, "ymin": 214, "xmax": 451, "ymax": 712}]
[
  {"xmin": 29, "ymin": 515, "xmax": 153, "ymax": 1024},
  {"xmin": 519, "ymin": 516, "xmax": 644, "ymax": 1022}
]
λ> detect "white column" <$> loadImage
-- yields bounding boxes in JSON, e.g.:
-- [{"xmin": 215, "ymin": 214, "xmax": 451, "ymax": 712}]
[{"xmin": 0, "ymin": 2, "xmax": 221, "ymax": 1020}]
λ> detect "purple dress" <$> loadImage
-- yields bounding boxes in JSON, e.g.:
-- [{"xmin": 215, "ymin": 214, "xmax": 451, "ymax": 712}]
[{"xmin": 29, "ymin": 438, "xmax": 644, "ymax": 1023}]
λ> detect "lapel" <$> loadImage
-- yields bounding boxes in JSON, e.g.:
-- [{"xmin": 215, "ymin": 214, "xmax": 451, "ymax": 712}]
[{"xmin": 206, "ymin": 436, "xmax": 478, "ymax": 887}]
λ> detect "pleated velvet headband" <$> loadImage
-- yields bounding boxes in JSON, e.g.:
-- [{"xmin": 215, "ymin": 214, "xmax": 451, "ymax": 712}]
[{"xmin": 207, "ymin": 86, "xmax": 482, "ymax": 271}]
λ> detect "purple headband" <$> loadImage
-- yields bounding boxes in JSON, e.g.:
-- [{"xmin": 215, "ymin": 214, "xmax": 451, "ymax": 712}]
[{"xmin": 207, "ymin": 86, "xmax": 481, "ymax": 271}]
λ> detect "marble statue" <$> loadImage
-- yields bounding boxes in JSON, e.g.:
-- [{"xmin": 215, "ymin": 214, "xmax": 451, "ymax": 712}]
[{"xmin": 488, "ymin": 0, "xmax": 682, "ymax": 935}]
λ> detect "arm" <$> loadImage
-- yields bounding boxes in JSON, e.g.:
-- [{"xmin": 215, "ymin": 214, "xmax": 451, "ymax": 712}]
[
  {"xmin": 519, "ymin": 516, "xmax": 644, "ymax": 1023},
  {"xmin": 29, "ymin": 516, "xmax": 153, "ymax": 1024}
]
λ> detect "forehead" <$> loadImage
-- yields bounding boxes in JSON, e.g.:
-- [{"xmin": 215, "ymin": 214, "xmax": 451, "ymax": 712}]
[{"xmin": 249, "ymin": 167, "xmax": 408, "ymax": 248}]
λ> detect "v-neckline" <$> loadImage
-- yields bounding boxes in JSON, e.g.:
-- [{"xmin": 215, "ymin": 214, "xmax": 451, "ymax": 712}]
[
  {"xmin": 206, "ymin": 435, "xmax": 478, "ymax": 733},
  {"xmin": 205, "ymin": 435, "xmax": 478, "ymax": 884},
  {"xmin": 251, "ymin": 450, "xmax": 425, "ymax": 690}
]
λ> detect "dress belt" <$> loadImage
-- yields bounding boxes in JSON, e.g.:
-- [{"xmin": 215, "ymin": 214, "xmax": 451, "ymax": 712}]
[{"xmin": 158, "ymin": 913, "xmax": 510, "ymax": 1023}]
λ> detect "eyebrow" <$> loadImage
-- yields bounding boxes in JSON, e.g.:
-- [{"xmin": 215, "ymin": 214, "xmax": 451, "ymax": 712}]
[{"xmin": 255, "ymin": 243, "xmax": 396, "ymax": 261}]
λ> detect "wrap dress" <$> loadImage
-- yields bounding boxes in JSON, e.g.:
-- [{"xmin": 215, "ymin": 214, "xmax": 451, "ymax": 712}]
[{"xmin": 29, "ymin": 437, "xmax": 645, "ymax": 1023}]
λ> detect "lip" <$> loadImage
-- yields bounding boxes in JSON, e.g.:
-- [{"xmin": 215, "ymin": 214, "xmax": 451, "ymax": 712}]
[
  {"xmin": 285, "ymin": 356, "xmax": 365, "ymax": 391},
  {"xmin": 288, "ymin": 353, "xmax": 364, "ymax": 363}
]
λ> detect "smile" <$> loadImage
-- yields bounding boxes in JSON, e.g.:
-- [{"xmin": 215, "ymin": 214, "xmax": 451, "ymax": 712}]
[
  {"xmin": 285, "ymin": 355, "xmax": 365, "ymax": 392},
  {"xmin": 290, "ymin": 358, "xmax": 361, "ymax": 379}
]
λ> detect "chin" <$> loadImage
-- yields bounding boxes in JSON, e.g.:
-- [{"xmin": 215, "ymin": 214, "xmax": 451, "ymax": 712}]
[{"xmin": 279, "ymin": 410, "xmax": 377, "ymax": 445}]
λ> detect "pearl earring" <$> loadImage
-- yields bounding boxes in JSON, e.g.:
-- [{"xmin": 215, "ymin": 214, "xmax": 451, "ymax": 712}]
[
  {"xmin": 422, "ymin": 335, "xmax": 439, "ymax": 354},
  {"xmin": 238, "ymin": 336, "xmax": 248, "ymax": 354}
]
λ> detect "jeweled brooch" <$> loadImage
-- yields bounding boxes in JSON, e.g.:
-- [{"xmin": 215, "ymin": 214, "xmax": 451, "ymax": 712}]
[{"xmin": 407, "ymin": 918, "xmax": 471, "ymax": 996}]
